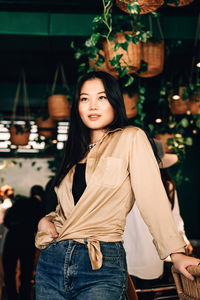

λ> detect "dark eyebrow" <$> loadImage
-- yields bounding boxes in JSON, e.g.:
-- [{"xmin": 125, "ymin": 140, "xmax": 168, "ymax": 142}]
[{"xmin": 80, "ymin": 91, "xmax": 106, "ymax": 96}]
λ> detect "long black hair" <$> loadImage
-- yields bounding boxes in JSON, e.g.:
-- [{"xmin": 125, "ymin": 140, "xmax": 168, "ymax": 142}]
[
  {"xmin": 54, "ymin": 71, "xmax": 129, "ymax": 187},
  {"xmin": 160, "ymin": 168, "xmax": 175, "ymax": 209}
]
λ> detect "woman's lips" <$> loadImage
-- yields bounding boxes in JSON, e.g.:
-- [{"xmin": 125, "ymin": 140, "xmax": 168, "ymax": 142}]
[{"xmin": 88, "ymin": 114, "xmax": 101, "ymax": 120}]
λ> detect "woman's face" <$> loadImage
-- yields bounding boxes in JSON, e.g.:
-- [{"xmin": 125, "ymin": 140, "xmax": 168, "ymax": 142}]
[{"xmin": 78, "ymin": 78, "xmax": 115, "ymax": 133}]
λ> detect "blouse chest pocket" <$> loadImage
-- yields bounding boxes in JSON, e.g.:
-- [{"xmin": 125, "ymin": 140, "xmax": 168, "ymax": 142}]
[{"xmin": 98, "ymin": 157, "xmax": 126, "ymax": 188}]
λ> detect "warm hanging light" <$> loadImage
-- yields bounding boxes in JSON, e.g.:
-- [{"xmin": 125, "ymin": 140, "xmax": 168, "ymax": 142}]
[
  {"xmin": 155, "ymin": 117, "xmax": 162, "ymax": 123},
  {"xmin": 172, "ymin": 85, "xmax": 180, "ymax": 100},
  {"xmin": 172, "ymin": 94, "xmax": 180, "ymax": 100}
]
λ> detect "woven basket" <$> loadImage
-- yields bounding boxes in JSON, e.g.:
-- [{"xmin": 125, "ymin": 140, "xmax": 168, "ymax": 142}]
[
  {"xmin": 36, "ymin": 117, "xmax": 56, "ymax": 138},
  {"xmin": 123, "ymin": 93, "xmax": 138, "ymax": 118},
  {"xmin": 103, "ymin": 32, "xmax": 141, "ymax": 74},
  {"xmin": 10, "ymin": 124, "xmax": 30, "ymax": 146},
  {"xmin": 10, "ymin": 69, "xmax": 31, "ymax": 146},
  {"xmin": 116, "ymin": 0, "xmax": 164, "ymax": 14},
  {"xmin": 167, "ymin": 0, "xmax": 194, "ymax": 7},
  {"xmin": 48, "ymin": 64, "xmax": 70, "ymax": 120},
  {"xmin": 172, "ymin": 265, "xmax": 200, "ymax": 300},
  {"xmin": 137, "ymin": 40, "xmax": 164, "ymax": 78},
  {"xmin": 88, "ymin": 49, "xmax": 118, "ymax": 78},
  {"xmin": 189, "ymin": 91, "xmax": 200, "ymax": 115},
  {"xmin": 155, "ymin": 133, "xmax": 174, "ymax": 153},
  {"xmin": 48, "ymin": 94, "xmax": 70, "ymax": 121}
]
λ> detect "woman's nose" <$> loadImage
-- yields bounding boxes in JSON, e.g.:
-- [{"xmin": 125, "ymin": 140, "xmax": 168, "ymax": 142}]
[{"xmin": 89, "ymin": 99, "xmax": 97, "ymax": 110}]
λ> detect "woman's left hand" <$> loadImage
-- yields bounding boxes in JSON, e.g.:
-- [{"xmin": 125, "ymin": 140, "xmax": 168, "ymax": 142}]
[{"xmin": 171, "ymin": 252, "xmax": 200, "ymax": 280}]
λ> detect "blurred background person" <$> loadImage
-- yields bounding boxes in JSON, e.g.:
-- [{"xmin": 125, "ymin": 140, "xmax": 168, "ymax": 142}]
[
  {"xmin": 0, "ymin": 184, "xmax": 14, "ymax": 298},
  {"xmin": 123, "ymin": 139, "xmax": 193, "ymax": 293},
  {"xmin": 2, "ymin": 185, "xmax": 45, "ymax": 300}
]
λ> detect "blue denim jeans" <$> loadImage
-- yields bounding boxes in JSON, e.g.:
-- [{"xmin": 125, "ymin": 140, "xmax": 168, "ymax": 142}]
[{"xmin": 35, "ymin": 239, "xmax": 127, "ymax": 300}]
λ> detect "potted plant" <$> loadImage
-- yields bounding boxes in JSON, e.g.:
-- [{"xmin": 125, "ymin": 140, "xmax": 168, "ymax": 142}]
[
  {"xmin": 165, "ymin": 0, "xmax": 194, "ymax": 7},
  {"xmin": 9, "ymin": 69, "xmax": 31, "ymax": 146},
  {"xmin": 48, "ymin": 64, "xmax": 71, "ymax": 121},
  {"xmin": 116, "ymin": 0, "xmax": 164, "ymax": 15},
  {"xmin": 71, "ymin": 0, "xmax": 152, "ymax": 87}
]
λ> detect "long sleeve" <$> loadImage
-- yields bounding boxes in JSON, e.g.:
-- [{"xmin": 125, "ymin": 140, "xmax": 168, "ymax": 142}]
[{"xmin": 129, "ymin": 128, "xmax": 186, "ymax": 259}]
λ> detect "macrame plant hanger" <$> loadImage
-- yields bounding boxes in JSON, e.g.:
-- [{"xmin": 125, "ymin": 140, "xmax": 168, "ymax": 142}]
[{"xmin": 10, "ymin": 69, "xmax": 31, "ymax": 146}]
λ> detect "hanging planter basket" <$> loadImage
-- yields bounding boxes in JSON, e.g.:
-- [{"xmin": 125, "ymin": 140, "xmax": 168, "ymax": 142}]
[
  {"xmin": 88, "ymin": 49, "xmax": 118, "ymax": 78},
  {"xmin": 123, "ymin": 93, "xmax": 138, "ymax": 118},
  {"xmin": 116, "ymin": 0, "xmax": 164, "ymax": 14},
  {"xmin": 10, "ymin": 70, "xmax": 31, "ymax": 146},
  {"xmin": 137, "ymin": 16, "xmax": 164, "ymax": 78},
  {"xmin": 137, "ymin": 40, "xmax": 164, "ymax": 78},
  {"xmin": 169, "ymin": 87, "xmax": 190, "ymax": 115},
  {"xmin": 155, "ymin": 133, "xmax": 175, "ymax": 153},
  {"xmin": 167, "ymin": 0, "xmax": 194, "ymax": 7},
  {"xmin": 10, "ymin": 124, "xmax": 30, "ymax": 146},
  {"xmin": 48, "ymin": 64, "xmax": 70, "ymax": 121},
  {"xmin": 36, "ymin": 117, "xmax": 57, "ymax": 138},
  {"xmin": 103, "ymin": 32, "xmax": 141, "ymax": 74},
  {"xmin": 189, "ymin": 91, "xmax": 200, "ymax": 115},
  {"xmin": 48, "ymin": 94, "xmax": 70, "ymax": 121}
]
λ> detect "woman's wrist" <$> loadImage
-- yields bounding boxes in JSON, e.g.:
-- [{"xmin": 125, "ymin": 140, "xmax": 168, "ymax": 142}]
[{"xmin": 170, "ymin": 252, "xmax": 185, "ymax": 261}]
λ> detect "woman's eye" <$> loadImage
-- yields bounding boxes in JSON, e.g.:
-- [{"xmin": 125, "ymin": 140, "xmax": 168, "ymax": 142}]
[
  {"xmin": 99, "ymin": 95, "xmax": 107, "ymax": 100},
  {"xmin": 80, "ymin": 97, "xmax": 88, "ymax": 102}
]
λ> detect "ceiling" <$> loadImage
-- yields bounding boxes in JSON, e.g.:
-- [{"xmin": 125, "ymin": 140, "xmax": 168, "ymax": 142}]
[{"xmin": 0, "ymin": 0, "xmax": 199, "ymax": 115}]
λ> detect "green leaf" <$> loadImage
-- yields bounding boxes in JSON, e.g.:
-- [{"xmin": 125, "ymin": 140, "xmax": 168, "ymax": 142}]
[
  {"xmin": 150, "ymin": 12, "xmax": 160, "ymax": 18},
  {"xmin": 125, "ymin": 76, "xmax": 134, "ymax": 87},
  {"xmin": 148, "ymin": 124, "xmax": 154, "ymax": 133},
  {"xmin": 74, "ymin": 51, "xmax": 82, "ymax": 60},
  {"xmin": 127, "ymin": 2, "xmax": 140, "ymax": 14},
  {"xmin": 78, "ymin": 63, "xmax": 87, "ymax": 73},
  {"xmin": 109, "ymin": 54, "xmax": 123, "ymax": 67},
  {"xmin": 160, "ymin": 87, "xmax": 166, "ymax": 96},
  {"xmin": 119, "ymin": 66, "xmax": 129, "ymax": 77},
  {"xmin": 85, "ymin": 33, "xmax": 100, "ymax": 48},
  {"xmin": 120, "ymin": 42, "xmax": 129, "ymax": 51},
  {"xmin": 139, "ymin": 87, "xmax": 146, "ymax": 95},
  {"xmin": 70, "ymin": 41, "xmax": 75, "ymax": 49},
  {"xmin": 92, "ymin": 16, "xmax": 102, "ymax": 23},
  {"xmin": 195, "ymin": 118, "xmax": 200, "ymax": 128},
  {"xmin": 125, "ymin": 33, "xmax": 133, "ymax": 43},
  {"xmin": 180, "ymin": 118, "xmax": 189, "ymax": 128},
  {"xmin": 185, "ymin": 137, "xmax": 193, "ymax": 146},
  {"xmin": 114, "ymin": 42, "xmax": 121, "ymax": 51},
  {"xmin": 182, "ymin": 89, "xmax": 189, "ymax": 100},
  {"xmin": 31, "ymin": 161, "xmax": 36, "ymax": 167}
]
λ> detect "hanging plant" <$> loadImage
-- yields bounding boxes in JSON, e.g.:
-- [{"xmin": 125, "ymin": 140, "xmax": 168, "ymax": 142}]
[
  {"xmin": 165, "ymin": 0, "xmax": 194, "ymax": 7},
  {"xmin": 9, "ymin": 69, "xmax": 31, "ymax": 146},
  {"xmin": 48, "ymin": 64, "xmax": 71, "ymax": 121},
  {"xmin": 116, "ymin": 0, "xmax": 164, "ymax": 15},
  {"xmin": 135, "ymin": 14, "xmax": 165, "ymax": 78},
  {"xmin": 71, "ymin": 0, "xmax": 152, "ymax": 86}
]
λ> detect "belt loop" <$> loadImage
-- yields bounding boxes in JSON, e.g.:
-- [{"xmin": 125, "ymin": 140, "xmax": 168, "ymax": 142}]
[{"xmin": 84, "ymin": 238, "xmax": 88, "ymax": 246}]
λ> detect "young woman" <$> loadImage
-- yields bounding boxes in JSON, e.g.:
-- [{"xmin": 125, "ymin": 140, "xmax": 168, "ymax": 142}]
[{"xmin": 35, "ymin": 71, "xmax": 200, "ymax": 300}]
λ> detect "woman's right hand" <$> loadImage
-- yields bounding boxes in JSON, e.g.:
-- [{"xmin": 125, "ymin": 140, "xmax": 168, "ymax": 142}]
[{"xmin": 38, "ymin": 216, "xmax": 58, "ymax": 238}]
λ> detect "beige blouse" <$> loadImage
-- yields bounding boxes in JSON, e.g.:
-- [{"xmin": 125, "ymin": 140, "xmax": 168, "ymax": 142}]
[{"xmin": 35, "ymin": 126, "xmax": 186, "ymax": 270}]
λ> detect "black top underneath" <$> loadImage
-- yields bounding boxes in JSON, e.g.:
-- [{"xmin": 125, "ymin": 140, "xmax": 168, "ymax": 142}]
[{"xmin": 72, "ymin": 163, "xmax": 87, "ymax": 205}]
